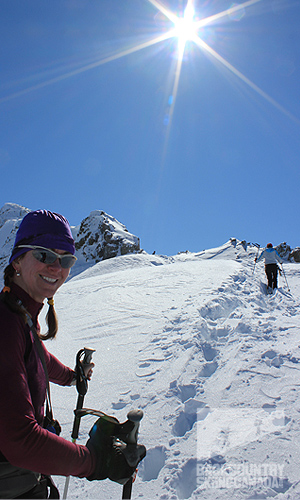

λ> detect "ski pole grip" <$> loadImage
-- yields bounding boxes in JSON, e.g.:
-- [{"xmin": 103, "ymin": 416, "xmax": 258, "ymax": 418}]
[
  {"xmin": 72, "ymin": 348, "xmax": 96, "ymax": 440},
  {"xmin": 126, "ymin": 409, "xmax": 143, "ymax": 444},
  {"xmin": 76, "ymin": 348, "xmax": 95, "ymax": 396},
  {"xmin": 82, "ymin": 348, "xmax": 95, "ymax": 365}
]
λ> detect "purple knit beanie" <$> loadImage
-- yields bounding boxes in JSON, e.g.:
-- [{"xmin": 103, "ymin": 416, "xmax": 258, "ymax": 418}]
[{"xmin": 9, "ymin": 210, "xmax": 75, "ymax": 264}]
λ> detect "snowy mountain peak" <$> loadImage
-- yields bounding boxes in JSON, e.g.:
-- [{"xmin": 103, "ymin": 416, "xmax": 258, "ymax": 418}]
[
  {"xmin": 73, "ymin": 209, "xmax": 140, "ymax": 272},
  {"xmin": 0, "ymin": 203, "xmax": 32, "ymax": 271},
  {"xmin": 0, "ymin": 203, "xmax": 140, "ymax": 278},
  {"xmin": 0, "ymin": 202, "xmax": 31, "ymax": 229}
]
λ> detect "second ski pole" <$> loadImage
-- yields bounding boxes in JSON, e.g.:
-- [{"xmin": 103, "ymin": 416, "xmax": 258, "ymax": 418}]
[
  {"xmin": 280, "ymin": 263, "xmax": 290, "ymax": 292},
  {"xmin": 252, "ymin": 243, "xmax": 260, "ymax": 275},
  {"xmin": 122, "ymin": 409, "xmax": 144, "ymax": 500},
  {"xmin": 63, "ymin": 347, "xmax": 95, "ymax": 499}
]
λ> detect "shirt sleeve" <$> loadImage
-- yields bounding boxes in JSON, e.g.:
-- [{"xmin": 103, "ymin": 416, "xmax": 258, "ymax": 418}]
[
  {"xmin": 0, "ymin": 308, "xmax": 95, "ymax": 478},
  {"xmin": 256, "ymin": 250, "xmax": 264, "ymax": 263},
  {"xmin": 42, "ymin": 343, "xmax": 75, "ymax": 386}
]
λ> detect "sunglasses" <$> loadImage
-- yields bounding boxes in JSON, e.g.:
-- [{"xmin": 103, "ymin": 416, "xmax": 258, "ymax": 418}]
[{"xmin": 17, "ymin": 245, "xmax": 77, "ymax": 269}]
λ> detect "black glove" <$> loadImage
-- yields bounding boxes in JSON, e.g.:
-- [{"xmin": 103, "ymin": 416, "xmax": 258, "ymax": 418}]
[{"xmin": 86, "ymin": 413, "xmax": 146, "ymax": 484}]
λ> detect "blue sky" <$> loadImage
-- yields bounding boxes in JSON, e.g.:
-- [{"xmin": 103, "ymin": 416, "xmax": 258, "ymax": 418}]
[{"xmin": 1, "ymin": 0, "xmax": 299, "ymax": 255}]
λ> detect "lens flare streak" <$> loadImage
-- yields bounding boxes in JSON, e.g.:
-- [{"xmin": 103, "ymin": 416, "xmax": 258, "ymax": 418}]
[
  {"xmin": 195, "ymin": 0, "xmax": 261, "ymax": 28},
  {"xmin": 193, "ymin": 35, "xmax": 299, "ymax": 123},
  {"xmin": 147, "ymin": 0, "xmax": 179, "ymax": 24},
  {"xmin": 149, "ymin": 0, "xmax": 299, "ymax": 131},
  {"xmin": 1, "ymin": 0, "xmax": 297, "ymax": 128},
  {"xmin": 0, "ymin": 31, "xmax": 173, "ymax": 104}
]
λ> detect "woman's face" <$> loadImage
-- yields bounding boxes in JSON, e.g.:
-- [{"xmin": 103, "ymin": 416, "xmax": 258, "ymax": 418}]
[{"xmin": 13, "ymin": 249, "xmax": 70, "ymax": 303}]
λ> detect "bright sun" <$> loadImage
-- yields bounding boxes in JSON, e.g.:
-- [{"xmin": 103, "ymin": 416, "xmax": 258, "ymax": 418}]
[{"xmin": 173, "ymin": 3, "xmax": 197, "ymax": 49}]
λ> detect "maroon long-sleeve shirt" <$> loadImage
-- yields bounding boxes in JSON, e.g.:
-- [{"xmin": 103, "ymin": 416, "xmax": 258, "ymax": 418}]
[{"xmin": 0, "ymin": 283, "xmax": 95, "ymax": 478}]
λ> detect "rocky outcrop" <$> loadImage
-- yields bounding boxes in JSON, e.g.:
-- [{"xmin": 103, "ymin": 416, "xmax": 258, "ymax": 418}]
[
  {"xmin": 73, "ymin": 210, "xmax": 140, "ymax": 265},
  {"xmin": 290, "ymin": 248, "xmax": 300, "ymax": 263},
  {"xmin": 276, "ymin": 242, "xmax": 292, "ymax": 260}
]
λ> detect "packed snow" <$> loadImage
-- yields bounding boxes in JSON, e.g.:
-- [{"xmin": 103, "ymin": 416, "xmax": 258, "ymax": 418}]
[{"xmin": 35, "ymin": 240, "xmax": 300, "ymax": 499}]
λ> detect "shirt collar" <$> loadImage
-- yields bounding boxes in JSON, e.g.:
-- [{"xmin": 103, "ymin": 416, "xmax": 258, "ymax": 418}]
[{"xmin": 10, "ymin": 282, "xmax": 44, "ymax": 319}]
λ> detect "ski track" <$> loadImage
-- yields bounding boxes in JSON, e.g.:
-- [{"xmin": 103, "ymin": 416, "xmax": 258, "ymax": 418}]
[{"xmin": 44, "ymin": 243, "xmax": 300, "ymax": 499}]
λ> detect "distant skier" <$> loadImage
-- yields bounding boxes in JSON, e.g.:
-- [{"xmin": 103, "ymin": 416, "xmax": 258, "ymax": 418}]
[{"xmin": 255, "ymin": 243, "xmax": 282, "ymax": 291}]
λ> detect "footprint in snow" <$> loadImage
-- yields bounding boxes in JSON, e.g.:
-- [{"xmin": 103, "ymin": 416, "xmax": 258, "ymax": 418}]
[
  {"xmin": 178, "ymin": 384, "xmax": 197, "ymax": 403},
  {"xmin": 199, "ymin": 361, "xmax": 218, "ymax": 377},
  {"xmin": 201, "ymin": 343, "xmax": 218, "ymax": 362},
  {"xmin": 172, "ymin": 400, "xmax": 210, "ymax": 437},
  {"xmin": 262, "ymin": 403, "xmax": 277, "ymax": 413},
  {"xmin": 138, "ymin": 446, "xmax": 166, "ymax": 481},
  {"xmin": 111, "ymin": 400, "xmax": 128, "ymax": 410},
  {"xmin": 130, "ymin": 393, "xmax": 140, "ymax": 401},
  {"xmin": 262, "ymin": 350, "xmax": 283, "ymax": 368}
]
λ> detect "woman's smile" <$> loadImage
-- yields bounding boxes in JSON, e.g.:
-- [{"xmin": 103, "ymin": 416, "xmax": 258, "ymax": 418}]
[{"xmin": 14, "ymin": 250, "xmax": 70, "ymax": 302}]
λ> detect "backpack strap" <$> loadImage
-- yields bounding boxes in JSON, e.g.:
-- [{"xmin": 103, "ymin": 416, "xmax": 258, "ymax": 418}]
[{"xmin": 17, "ymin": 301, "xmax": 54, "ymax": 426}]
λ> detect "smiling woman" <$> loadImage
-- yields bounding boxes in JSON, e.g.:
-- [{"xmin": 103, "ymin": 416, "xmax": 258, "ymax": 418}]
[
  {"xmin": 0, "ymin": 210, "xmax": 96, "ymax": 498},
  {"xmin": 11, "ymin": 248, "xmax": 71, "ymax": 305},
  {"xmin": 0, "ymin": 209, "xmax": 144, "ymax": 499},
  {"xmin": 7, "ymin": 210, "xmax": 76, "ymax": 313}
]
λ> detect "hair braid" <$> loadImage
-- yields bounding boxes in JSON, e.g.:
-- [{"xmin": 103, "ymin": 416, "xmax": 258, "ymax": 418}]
[
  {"xmin": 43, "ymin": 301, "xmax": 58, "ymax": 340},
  {"xmin": 1, "ymin": 264, "xmax": 25, "ymax": 317}
]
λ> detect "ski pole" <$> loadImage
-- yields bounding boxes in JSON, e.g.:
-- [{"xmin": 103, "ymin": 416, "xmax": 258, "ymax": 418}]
[
  {"xmin": 252, "ymin": 243, "xmax": 260, "ymax": 275},
  {"xmin": 122, "ymin": 410, "xmax": 144, "ymax": 500},
  {"xmin": 63, "ymin": 347, "xmax": 95, "ymax": 499},
  {"xmin": 280, "ymin": 263, "xmax": 290, "ymax": 292}
]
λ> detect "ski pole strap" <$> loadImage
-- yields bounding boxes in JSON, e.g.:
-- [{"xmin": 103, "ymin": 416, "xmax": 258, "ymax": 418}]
[{"xmin": 76, "ymin": 349, "xmax": 88, "ymax": 396}]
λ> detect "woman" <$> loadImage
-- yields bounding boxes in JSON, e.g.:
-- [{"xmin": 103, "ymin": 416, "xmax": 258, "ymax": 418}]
[
  {"xmin": 0, "ymin": 210, "xmax": 97, "ymax": 498},
  {"xmin": 0, "ymin": 210, "xmax": 145, "ymax": 499}
]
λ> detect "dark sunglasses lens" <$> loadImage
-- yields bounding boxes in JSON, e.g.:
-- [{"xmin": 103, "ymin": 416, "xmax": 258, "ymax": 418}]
[
  {"xmin": 60, "ymin": 255, "xmax": 76, "ymax": 269},
  {"xmin": 32, "ymin": 249, "xmax": 76, "ymax": 269},
  {"xmin": 32, "ymin": 250, "xmax": 56, "ymax": 264}
]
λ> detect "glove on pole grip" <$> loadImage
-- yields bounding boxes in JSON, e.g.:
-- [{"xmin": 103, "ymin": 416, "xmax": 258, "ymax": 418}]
[{"xmin": 63, "ymin": 348, "xmax": 95, "ymax": 500}]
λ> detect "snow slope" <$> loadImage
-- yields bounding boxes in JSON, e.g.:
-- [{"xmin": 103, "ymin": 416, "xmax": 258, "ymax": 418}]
[{"xmin": 40, "ymin": 240, "xmax": 300, "ymax": 499}]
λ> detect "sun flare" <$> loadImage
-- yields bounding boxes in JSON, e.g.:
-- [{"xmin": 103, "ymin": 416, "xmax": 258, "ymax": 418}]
[
  {"xmin": 2, "ymin": 0, "xmax": 296, "ymax": 126},
  {"xmin": 173, "ymin": 2, "xmax": 197, "ymax": 49}
]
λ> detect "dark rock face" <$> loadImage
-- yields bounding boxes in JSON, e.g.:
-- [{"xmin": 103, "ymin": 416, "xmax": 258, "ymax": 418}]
[
  {"xmin": 290, "ymin": 248, "xmax": 300, "ymax": 262},
  {"xmin": 276, "ymin": 242, "xmax": 292, "ymax": 260},
  {"xmin": 74, "ymin": 210, "xmax": 140, "ymax": 264}
]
